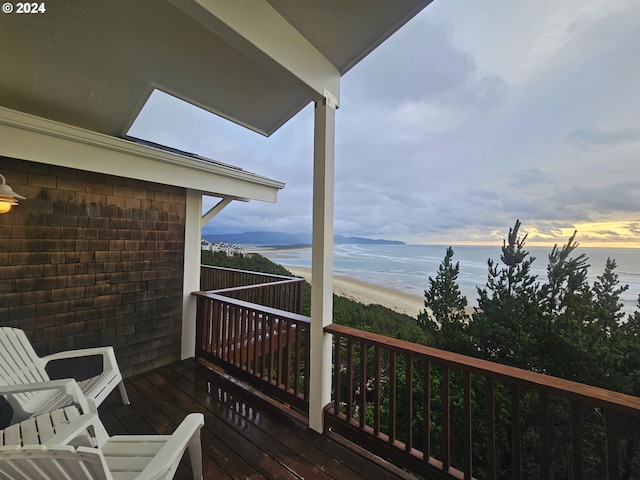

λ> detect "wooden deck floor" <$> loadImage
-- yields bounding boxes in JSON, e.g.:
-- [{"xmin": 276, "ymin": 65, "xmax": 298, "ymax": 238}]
[{"xmin": 98, "ymin": 359, "xmax": 418, "ymax": 480}]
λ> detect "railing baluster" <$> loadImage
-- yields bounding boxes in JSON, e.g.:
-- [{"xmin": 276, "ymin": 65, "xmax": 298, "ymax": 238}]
[
  {"xmin": 197, "ymin": 297, "xmax": 205, "ymax": 351},
  {"xmin": 231, "ymin": 305, "xmax": 239, "ymax": 366},
  {"xmin": 211, "ymin": 299, "xmax": 218, "ymax": 355},
  {"xmin": 463, "ymin": 370, "xmax": 472, "ymax": 479},
  {"xmin": 539, "ymin": 392, "xmax": 551, "ymax": 479},
  {"xmin": 346, "ymin": 338, "xmax": 354, "ymax": 422},
  {"xmin": 304, "ymin": 323, "xmax": 310, "ymax": 400},
  {"xmin": 284, "ymin": 320, "xmax": 291, "ymax": 391},
  {"xmin": 374, "ymin": 345, "xmax": 381, "ymax": 436},
  {"xmin": 423, "ymin": 359, "xmax": 431, "ymax": 462},
  {"xmin": 282, "ymin": 320, "xmax": 291, "ymax": 392},
  {"xmin": 276, "ymin": 317, "xmax": 284, "ymax": 388},
  {"xmin": 442, "ymin": 365, "xmax": 450, "ymax": 473},
  {"xmin": 260, "ymin": 313, "xmax": 267, "ymax": 380},
  {"xmin": 571, "ymin": 400, "xmax": 584, "ymax": 480},
  {"xmin": 294, "ymin": 322, "xmax": 301, "ymax": 397},
  {"xmin": 359, "ymin": 341, "xmax": 367, "ymax": 429},
  {"xmin": 389, "ymin": 351, "xmax": 397, "ymax": 444},
  {"xmin": 246, "ymin": 309, "xmax": 254, "ymax": 371},
  {"xmin": 238, "ymin": 305, "xmax": 245, "ymax": 369},
  {"xmin": 405, "ymin": 355, "xmax": 413, "ymax": 452},
  {"xmin": 253, "ymin": 310, "xmax": 259, "ymax": 377},
  {"xmin": 486, "ymin": 377, "xmax": 496, "ymax": 480},
  {"xmin": 512, "ymin": 385, "xmax": 521, "ymax": 480},
  {"xmin": 333, "ymin": 334, "xmax": 341, "ymax": 416},
  {"xmin": 605, "ymin": 409, "xmax": 619, "ymax": 480},
  {"xmin": 268, "ymin": 315, "xmax": 275, "ymax": 384},
  {"xmin": 221, "ymin": 302, "xmax": 228, "ymax": 360}
]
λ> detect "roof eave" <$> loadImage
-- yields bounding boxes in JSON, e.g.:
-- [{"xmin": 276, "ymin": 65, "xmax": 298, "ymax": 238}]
[{"xmin": 0, "ymin": 106, "xmax": 284, "ymax": 203}]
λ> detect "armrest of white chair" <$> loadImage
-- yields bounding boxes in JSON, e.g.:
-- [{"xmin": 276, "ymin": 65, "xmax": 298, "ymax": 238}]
[
  {"xmin": 137, "ymin": 413, "xmax": 205, "ymax": 480},
  {"xmin": 43, "ymin": 413, "xmax": 109, "ymax": 447},
  {"xmin": 41, "ymin": 346, "xmax": 121, "ymax": 374},
  {"xmin": 0, "ymin": 379, "xmax": 96, "ymax": 414}
]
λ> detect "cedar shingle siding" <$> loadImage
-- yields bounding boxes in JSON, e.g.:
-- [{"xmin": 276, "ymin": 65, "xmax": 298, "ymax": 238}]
[{"xmin": 0, "ymin": 157, "xmax": 186, "ymax": 377}]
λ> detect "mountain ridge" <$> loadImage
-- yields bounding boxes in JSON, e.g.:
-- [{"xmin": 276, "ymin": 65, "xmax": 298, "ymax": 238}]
[{"xmin": 202, "ymin": 231, "xmax": 405, "ymax": 246}]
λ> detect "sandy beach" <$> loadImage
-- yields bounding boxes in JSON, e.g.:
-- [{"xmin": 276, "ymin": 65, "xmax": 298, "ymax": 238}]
[{"xmin": 283, "ymin": 265, "xmax": 424, "ymax": 317}]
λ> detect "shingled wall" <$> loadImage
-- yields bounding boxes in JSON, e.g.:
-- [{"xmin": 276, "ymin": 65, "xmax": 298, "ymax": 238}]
[{"xmin": 0, "ymin": 157, "xmax": 186, "ymax": 377}]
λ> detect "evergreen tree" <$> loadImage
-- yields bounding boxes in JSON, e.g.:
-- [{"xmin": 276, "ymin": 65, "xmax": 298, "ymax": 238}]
[
  {"xmin": 590, "ymin": 258, "xmax": 629, "ymax": 390},
  {"xmin": 471, "ymin": 220, "xmax": 544, "ymax": 369},
  {"xmin": 619, "ymin": 295, "xmax": 640, "ymax": 396},
  {"xmin": 417, "ymin": 246, "xmax": 469, "ymax": 353},
  {"xmin": 540, "ymin": 233, "xmax": 595, "ymax": 381},
  {"xmin": 544, "ymin": 231, "xmax": 592, "ymax": 319},
  {"xmin": 593, "ymin": 257, "xmax": 629, "ymax": 333}
]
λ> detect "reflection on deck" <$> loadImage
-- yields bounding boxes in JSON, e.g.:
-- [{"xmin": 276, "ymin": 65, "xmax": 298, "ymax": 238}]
[{"xmin": 98, "ymin": 359, "xmax": 415, "ymax": 480}]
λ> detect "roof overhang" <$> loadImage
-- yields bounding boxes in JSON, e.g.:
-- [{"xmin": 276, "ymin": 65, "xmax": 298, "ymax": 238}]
[
  {"xmin": 0, "ymin": 0, "xmax": 433, "ymax": 138},
  {"xmin": 0, "ymin": 106, "xmax": 284, "ymax": 203}
]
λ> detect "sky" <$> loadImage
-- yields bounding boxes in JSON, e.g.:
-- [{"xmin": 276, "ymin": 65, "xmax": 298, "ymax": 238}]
[{"xmin": 129, "ymin": 0, "xmax": 640, "ymax": 247}]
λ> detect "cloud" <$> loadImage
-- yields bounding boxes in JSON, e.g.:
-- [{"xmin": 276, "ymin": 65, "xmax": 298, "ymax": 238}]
[
  {"xmin": 508, "ymin": 168, "xmax": 556, "ymax": 188},
  {"xmin": 567, "ymin": 127, "xmax": 640, "ymax": 150},
  {"xmin": 130, "ymin": 1, "xmax": 640, "ymax": 246}
]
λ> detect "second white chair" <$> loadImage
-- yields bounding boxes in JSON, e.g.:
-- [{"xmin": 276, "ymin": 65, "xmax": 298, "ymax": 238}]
[
  {"xmin": 0, "ymin": 411, "xmax": 205, "ymax": 480},
  {"xmin": 0, "ymin": 327, "xmax": 130, "ymax": 424}
]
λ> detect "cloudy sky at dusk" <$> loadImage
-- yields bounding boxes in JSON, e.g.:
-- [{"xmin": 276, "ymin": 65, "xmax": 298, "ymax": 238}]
[{"xmin": 130, "ymin": 0, "xmax": 640, "ymax": 247}]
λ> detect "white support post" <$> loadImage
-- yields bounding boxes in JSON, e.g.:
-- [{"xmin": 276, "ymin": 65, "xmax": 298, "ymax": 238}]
[
  {"xmin": 181, "ymin": 189, "xmax": 203, "ymax": 359},
  {"xmin": 309, "ymin": 94, "xmax": 337, "ymax": 433}
]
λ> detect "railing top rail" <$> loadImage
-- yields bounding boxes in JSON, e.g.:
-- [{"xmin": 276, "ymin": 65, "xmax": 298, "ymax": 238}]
[
  {"xmin": 325, "ymin": 323, "xmax": 640, "ymax": 416},
  {"xmin": 201, "ymin": 264, "xmax": 301, "ymax": 282},
  {"xmin": 193, "ymin": 291, "xmax": 311, "ymax": 324},
  {"xmin": 208, "ymin": 278, "xmax": 304, "ymax": 295}
]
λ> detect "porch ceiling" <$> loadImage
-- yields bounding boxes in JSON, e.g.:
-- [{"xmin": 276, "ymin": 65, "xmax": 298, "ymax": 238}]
[{"xmin": 0, "ymin": 0, "xmax": 432, "ymax": 138}]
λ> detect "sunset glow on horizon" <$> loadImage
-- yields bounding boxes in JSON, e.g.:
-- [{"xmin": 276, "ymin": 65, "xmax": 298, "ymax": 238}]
[{"xmin": 525, "ymin": 221, "xmax": 640, "ymax": 248}]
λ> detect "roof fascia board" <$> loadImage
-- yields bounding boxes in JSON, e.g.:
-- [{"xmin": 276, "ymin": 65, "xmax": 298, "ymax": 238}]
[
  {"xmin": 168, "ymin": 0, "xmax": 340, "ymax": 106},
  {"xmin": 0, "ymin": 106, "xmax": 284, "ymax": 203}
]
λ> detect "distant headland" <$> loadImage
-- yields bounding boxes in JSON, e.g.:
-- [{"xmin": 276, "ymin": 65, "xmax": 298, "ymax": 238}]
[{"xmin": 202, "ymin": 231, "xmax": 405, "ymax": 246}]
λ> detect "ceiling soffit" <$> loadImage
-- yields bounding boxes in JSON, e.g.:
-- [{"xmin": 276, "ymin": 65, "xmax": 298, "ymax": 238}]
[{"xmin": 0, "ymin": 0, "xmax": 432, "ymax": 137}]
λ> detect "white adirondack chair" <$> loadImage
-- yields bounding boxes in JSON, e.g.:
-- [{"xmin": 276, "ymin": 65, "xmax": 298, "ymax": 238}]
[
  {"xmin": 0, "ymin": 412, "xmax": 205, "ymax": 480},
  {"xmin": 0, "ymin": 327, "xmax": 130, "ymax": 424},
  {"xmin": 0, "ymin": 405, "xmax": 94, "ymax": 448}
]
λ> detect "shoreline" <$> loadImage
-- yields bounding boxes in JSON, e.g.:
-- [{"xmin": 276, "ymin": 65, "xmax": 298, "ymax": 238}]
[{"xmin": 283, "ymin": 265, "xmax": 424, "ymax": 318}]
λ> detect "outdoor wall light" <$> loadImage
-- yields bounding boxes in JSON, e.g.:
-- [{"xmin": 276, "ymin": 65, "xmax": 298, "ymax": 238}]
[{"xmin": 0, "ymin": 173, "xmax": 25, "ymax": 214}]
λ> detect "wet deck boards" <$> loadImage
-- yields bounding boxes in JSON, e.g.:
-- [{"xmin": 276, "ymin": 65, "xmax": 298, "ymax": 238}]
[{"xmin": 98, "ymin": 359, "xmax": 418, "ymax": 480}]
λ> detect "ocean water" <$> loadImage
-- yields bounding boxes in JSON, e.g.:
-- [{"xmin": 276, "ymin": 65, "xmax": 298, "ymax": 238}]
[{"xmin": 260, "ymin": 244, "xmax": 640, "ymax": 315}]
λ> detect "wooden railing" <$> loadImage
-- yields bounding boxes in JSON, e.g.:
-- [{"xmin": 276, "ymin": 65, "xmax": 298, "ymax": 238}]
[
  {"xmin": 193, "ymin": 291, "xmax": 311, "ymax": 413},
  {"xmin": 324, "ymin": 323, "xmax": 640, "ymax": 480},
  {"xmin": 201, "ymin": 265, "xmax": 304, "ymax": 314}
]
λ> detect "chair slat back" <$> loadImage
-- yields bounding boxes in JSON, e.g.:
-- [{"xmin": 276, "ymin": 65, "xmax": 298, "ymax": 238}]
[
  {"xmin": 0, "ymin": 445, "xmax": 111, "ymax": 480},
  {"xmin": 0, "ymin": 328, "xmax": 55, "ymax": 417}
]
